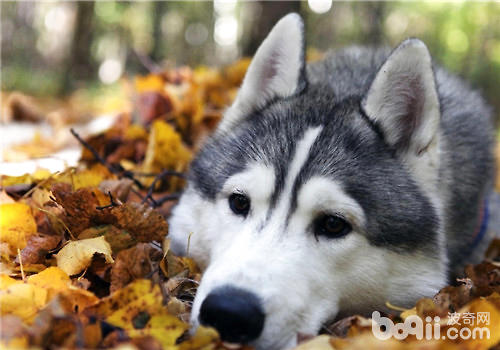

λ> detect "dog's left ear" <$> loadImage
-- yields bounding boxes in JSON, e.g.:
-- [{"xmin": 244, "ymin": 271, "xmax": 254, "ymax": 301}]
[
  {"xmin": 362, "ymin": 39, "xmax": 440, "ymax": 157},
  {"xmin": 218, "ymin": 13, "xmax": 306, "ymax": 132}
]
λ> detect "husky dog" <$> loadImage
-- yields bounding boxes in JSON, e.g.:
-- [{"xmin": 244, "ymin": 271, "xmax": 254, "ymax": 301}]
[{"xmin": 169, "ymin": 13, "xmax": 495, "ymax": 350}]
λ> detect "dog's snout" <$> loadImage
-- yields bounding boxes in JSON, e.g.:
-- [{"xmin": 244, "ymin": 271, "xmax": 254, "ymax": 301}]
[{"xmin": 199, "ymin": 285, "xmax": 265, "ymax": 344}]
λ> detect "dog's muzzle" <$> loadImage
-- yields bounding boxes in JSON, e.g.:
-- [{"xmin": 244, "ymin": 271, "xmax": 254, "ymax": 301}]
[{"xmin": 199, "ymin": 285, "xmax": 265, "ymax": 343}]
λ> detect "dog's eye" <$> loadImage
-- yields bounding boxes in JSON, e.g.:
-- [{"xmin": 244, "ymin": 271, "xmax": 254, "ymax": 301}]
[
  {"xmin": 313, "ymin": 214, "xmax": 351, "ymax": 239},
  {"xmin": 228, "ymin": 193, "xmax": 250, "ymax": 217}
]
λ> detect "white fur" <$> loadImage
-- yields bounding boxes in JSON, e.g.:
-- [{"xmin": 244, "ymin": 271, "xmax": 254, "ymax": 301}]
[{"xmin": 217, "ymin": 13, "xmax": 304, "ymax": 133}]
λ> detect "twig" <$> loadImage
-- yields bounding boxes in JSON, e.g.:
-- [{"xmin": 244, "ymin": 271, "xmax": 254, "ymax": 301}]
[
  {"xmin": 70, "ymin": 128, "xmax": 145, "ymax": 190},
  {"xmin": 151, "ymin": 192, "xmax": 181, "ymax": 208},
  {"xmin": 150, "ymin": 241, "xmax": 162, "ymax": 250},
  {"xmin": 141, "ymin": 169, "xmax": 183, "ymax": 205},
  {"xmin": 17, "ymin": 248, "xmax": 25, "ymax": 282},
  {"xmin": 21, "ymin": 171, "xmax": 60, "ymax": 199},
  {"xmin": 131, "ymin": 170, "xmax": 185, "ymax": 178},
  {"xmin": 96, "ymin": 191, "xmax": 119, "ymax": 210},
  {"xmin": 36, "ymin": 206, "xmax": 76, "ymax": 240}
]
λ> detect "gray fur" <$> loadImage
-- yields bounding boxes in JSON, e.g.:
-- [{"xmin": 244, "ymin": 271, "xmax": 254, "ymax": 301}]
[{"xmin": 188, "ymin": 46, "xmax": 495, "ymax": 279}]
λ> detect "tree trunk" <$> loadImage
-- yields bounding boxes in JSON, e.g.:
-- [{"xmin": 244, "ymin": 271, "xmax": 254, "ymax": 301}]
[
  {"xmin": 241, "ymin": 1, "xmax": 302, "ymax": 56},
  {"xmin": 62, "ymin": 1, "xmax": 95, "ymax": 95}
]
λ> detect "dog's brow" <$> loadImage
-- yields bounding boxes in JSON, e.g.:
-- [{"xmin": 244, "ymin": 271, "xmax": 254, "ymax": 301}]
[{"xmin": 265, "ymin": 126, "xmax": 323, "ymax": 229}]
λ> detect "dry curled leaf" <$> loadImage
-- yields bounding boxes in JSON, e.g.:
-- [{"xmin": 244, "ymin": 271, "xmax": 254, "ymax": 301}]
[
  {"xmin": 56, "ymin": 236, "xmax": 114, "ymax": 276},
  {"xmin": 110, "ymin": 243, "xmax": 162, "ymax": 293},
  {"xmin": 105, "ymin": 202, "xmax": 168, "ymax": 243}
]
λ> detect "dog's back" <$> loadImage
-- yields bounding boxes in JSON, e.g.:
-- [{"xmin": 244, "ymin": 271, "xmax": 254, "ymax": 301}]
[{"xmin": 309, "ymin": 47, "xmax": 496, "ymax": 276}]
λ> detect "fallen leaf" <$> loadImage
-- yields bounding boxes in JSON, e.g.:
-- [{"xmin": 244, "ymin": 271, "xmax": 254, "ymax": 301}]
[
  {"xmin": 0, "ymin": 202, "xmax": 37, "ymax": 250},
  {"xmin": 56, "ymin": 236, "xmax": 114, "ymax": 276},
  {"xmin": 20, "ymin": 234, "xmax": 61, "ymax": 264},
  {"xmin": 294, "ymin": 335, "xmax": 333, "ymax": 350},
  {"xmin": 0, "ymin": 278, "xmax": 47, "ymax": 323},
  {"xmin": 106, "ymin": 203, "xmax": 169, "ymax": 243},
  {"xmin": 142, "ymin": 120, "xmax": 191, "ymax": 190},
  {"xmin": 178, "ymin": 326, "xmax": 220, "ymax": 350},
  {"xmin": 110, "ymin": 243, "xmax": 162, "ymax": 293}
]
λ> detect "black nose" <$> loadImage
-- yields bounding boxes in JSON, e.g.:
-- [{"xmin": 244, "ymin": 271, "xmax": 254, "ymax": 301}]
[{"xmin": 199, "ymin": 286, "xmax": 265, "ymax": 343}]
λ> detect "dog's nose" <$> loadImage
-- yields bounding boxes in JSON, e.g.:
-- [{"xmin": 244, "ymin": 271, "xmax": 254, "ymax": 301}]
[{"xmin": 199, "ymin": 285, "xmax": 265, "ymax": 343}]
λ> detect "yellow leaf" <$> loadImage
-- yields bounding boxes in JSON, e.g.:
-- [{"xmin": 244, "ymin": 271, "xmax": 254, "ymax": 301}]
[
  {"xmin": 27, "ymin": 266, "xmax": 72, "ymax": 301},
  {"xmin": 125, "ymin": 124, "xmax": 148, "ymax": 140},
  {"xmin": 2, "ymin": 269, "xmax": 99, "ymax": 316},
  {"xmin": 28, "ymin": 266, "xmax": 70, "ymax": 291},
  {"xmin": 0, "ymin": 282, "xmax": 47, "ymax": 323},
  {"xmin": 56, "ymin": 236, "xmax": 114, "ymax": 276},
  {"xmin": 89, "ymin": 279, "xmax": 155, "ymax": 318},
  {"xmin": 0, "ymin": 275, "xmax": 18, "ymax": 289},
  {"xmin": 135, "ymin": 74, "xmax": 165, "ymax": 93},
  {"xmin": 56, "ymin": 164, "xmax": 114, "ymax": 190},
  {"xmin": 178, "ymin": 326, "xmax": 219, "ymax": 350},
  {"xmin": 33, "ymin": 269, "xmax": 100, "ymax": 310},
  {"xmin": 105, "ymin": 283, "xmax": 187, "ymax": 348},
  {"xmin": 126, "ymin": 313, "xmax": 187, "ymax": 348},
  {"xmin": 0, "ymin": 169, "xmax": 51, "ymax": 187},
  {"xmin": 0, "ymin": 203, "xmax": 37, "ymax": 250},
  {"xmin": 143, "ymin": 120, "xmax": 191, "ymax": 175},
  {"xmin": 89, "ymin": 279, "xmax": 187, "ymax": 347},
  {"xmin": 294, "ymin": 335, "xmax": 334, "ymax": 350},
  {"xmin": 65, "ymin": 285, "xmax": 100, "ymax": 311},
  {"xmin": 456, "ymin": 298, "xmax": 500, "ymax": 350}
]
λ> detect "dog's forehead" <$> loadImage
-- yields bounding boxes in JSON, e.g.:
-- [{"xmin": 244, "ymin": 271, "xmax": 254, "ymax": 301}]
[{"xmin": 189, "ymin": 93, "xmax": 375, "ymax": 198}]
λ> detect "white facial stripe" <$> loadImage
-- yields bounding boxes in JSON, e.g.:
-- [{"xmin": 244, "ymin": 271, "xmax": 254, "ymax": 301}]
[
  {"xmin": 222, "ymin": 163, "xmax": 276, "ymax": 202},
  {"xmin": 272, "ymin": 126, "xmax": 323, "ymax": 223},
  {"xmin": 295, "ymin": 177, "xmax": 366, "ymax": 231}
]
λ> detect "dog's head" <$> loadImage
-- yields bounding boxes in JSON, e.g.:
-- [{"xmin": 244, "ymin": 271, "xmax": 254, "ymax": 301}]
[{"xmin": 169, "ymin": 14, "xmax": 448, "ymax": 350}]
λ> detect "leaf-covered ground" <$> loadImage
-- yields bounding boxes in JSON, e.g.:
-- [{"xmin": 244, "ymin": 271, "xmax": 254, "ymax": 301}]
[{"xmin": 1, "ymin": 60, "xmax": 500, "ymax": 350}]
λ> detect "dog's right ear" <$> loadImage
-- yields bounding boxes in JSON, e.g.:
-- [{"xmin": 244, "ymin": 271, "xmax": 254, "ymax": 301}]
[{"xmin": 217, "ymin": 13, "xmax": 306, "ymax": 133}]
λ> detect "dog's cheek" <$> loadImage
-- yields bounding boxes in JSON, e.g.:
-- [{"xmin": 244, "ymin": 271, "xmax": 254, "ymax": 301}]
[{"xmin": 169, "ymin": 190, "xmax": 217, "ymax": 266}]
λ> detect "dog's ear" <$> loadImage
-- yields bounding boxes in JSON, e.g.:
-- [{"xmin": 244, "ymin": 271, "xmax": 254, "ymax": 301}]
[
  {"xmin": 217, "ymin": 13, "xmax": 306, "ymax": 132},
  {"xmin": 362, "ymin": 39, "xmax": 440, "ymax": 157}
]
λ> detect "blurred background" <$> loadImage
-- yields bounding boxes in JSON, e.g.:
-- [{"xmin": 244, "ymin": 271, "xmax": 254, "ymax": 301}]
[
  {"xmin": 1, "ymin": 1, "xmax": 500, "ymax": 176},
  {"xmin": 2, "ymin": 1, "xmax": 500, "ymax": 116}
]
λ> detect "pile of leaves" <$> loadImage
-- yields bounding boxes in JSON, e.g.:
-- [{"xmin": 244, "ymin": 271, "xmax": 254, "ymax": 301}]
[{"xmin": 1, "ymin": 59, "xmax": 500, "ymax": 350}]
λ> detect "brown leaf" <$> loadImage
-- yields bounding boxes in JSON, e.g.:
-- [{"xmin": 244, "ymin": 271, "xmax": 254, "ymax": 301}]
[
  {"xmin": 110, "ymin": 243, "xmax": 162, "ymax": 293},
  {"xmin": 106, "ymin": 203, "xmax": 168, "ymax": 243},
  {"xmin": 137, "ymin": 92, "xmax": 174, "ymax": 125},
  {"xmin": 20, "ymin": 234, "xmax": 61, "ymax": 265},
  {"xmin": 465, "ymin": 261, "xmax": 500, "ymax": 297},
  {"xmin": 52, "ymin": 184, "xmax": 168, "ymax": 243},
  {"xmin": 51, "ymin": 183, "xmax": 101, "ymax": 236},
  {"xmin": 327, "ymin": 315, "xmax": 372, "ymax": 338},
  {"xmin": 433, "ymin": 278, "xmax": 473, "ymax": 311}
]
